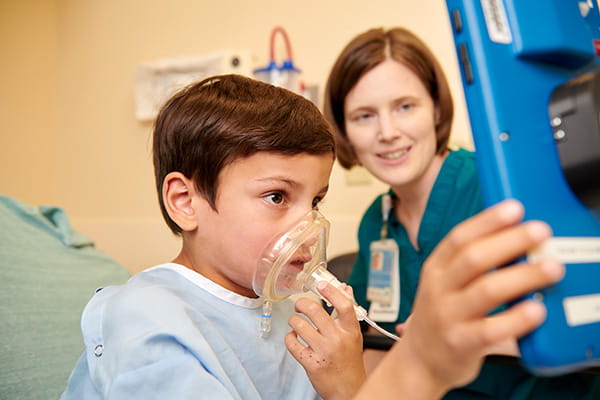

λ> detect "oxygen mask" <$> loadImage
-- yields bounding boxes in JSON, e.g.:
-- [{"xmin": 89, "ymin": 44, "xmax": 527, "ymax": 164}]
[
  {"xmin": 253, "ymin": 210, "xmax": 400, "ymax": 342},
  {"xmin": 253, "ymin": 210, "xmax": 331, "ymax": 301}
]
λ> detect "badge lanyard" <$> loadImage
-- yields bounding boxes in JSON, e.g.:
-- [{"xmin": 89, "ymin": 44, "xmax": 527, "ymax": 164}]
[{"xmin": 366, "ymin": 194, "xmax": 401, "ymax": 322}]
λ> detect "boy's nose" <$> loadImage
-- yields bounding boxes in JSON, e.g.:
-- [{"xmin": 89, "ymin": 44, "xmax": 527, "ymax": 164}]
[
  {"xmin": 302, "ymin": 232, "xmax": 318, "ymax": 247},
  {"xmin": 283, "ymin": 209, "xmax": 322, "ymax": 242},
  {"xmin": 294, "ymin": 241, "xmax": 314, "ymax": 262}
]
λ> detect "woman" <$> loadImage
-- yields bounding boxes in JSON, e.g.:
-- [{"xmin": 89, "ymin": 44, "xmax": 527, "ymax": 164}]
[
  {"xmin": 324, "ymin": 27, "xmax": 599, "ymax": 400},
  {"xmin": 325, "ymin": 27, "xmax": 480, "ymax": 335}
]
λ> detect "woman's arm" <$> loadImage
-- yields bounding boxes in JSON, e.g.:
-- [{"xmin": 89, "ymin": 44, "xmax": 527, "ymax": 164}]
[{"xmin": 354, "ymin": 200, "xmax": 564, "ymax": 399}]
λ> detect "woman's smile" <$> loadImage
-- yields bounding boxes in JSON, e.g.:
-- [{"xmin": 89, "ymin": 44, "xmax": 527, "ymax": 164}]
[{"xmin": 377, "ymin": 146, "xmax": 411, "ymax": 162}]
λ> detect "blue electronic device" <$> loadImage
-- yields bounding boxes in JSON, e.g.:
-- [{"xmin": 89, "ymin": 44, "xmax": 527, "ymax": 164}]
[{"xmin": 444, "ymin": 0, "xmax": 600, "ymax": 375}]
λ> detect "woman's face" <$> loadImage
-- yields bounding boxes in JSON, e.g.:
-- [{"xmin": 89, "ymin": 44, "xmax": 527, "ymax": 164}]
[{"xmin": 343, "ymin": 59, "xmax": 439, "ymax": 189}]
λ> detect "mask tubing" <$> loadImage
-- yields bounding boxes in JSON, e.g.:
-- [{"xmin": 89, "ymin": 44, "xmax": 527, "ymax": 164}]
[
  {"xmin": 362, "ymin": 314, "xmax": 401, "ymax": 342},
  {"xmin": 260, "ymin": 300, "xmax": 273, "ymax": 338},
  {"xmin": 307, "ymin": 265, "xmax": 400, "ymax": 342}
]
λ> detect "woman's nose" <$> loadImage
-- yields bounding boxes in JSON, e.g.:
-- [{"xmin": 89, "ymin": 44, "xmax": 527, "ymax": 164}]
[{"xmin": 377, "ymin": 113, "xmax": 401, "ymax": 141}]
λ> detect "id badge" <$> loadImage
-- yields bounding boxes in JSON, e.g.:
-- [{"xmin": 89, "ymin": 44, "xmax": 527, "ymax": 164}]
[{"xmin": 367, "ymin": 239, "xmax": 400, "ymax": 322}]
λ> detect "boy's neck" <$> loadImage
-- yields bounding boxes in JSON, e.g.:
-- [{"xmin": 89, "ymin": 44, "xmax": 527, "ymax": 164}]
[{"xmin": 172, "ymin": 249, "xmax": 259, "ymax": 299}]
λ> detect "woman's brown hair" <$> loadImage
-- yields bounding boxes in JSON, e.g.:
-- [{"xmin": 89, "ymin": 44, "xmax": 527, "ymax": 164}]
[{"xmin": 324, "ymin": 27, "xmax": 454, "ymax": 169}]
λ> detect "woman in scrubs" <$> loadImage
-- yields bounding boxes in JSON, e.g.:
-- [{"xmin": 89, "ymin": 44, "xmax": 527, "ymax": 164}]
[{"xmin": 324, "ymin": 26, "xmax": 600, "ymax": 400}]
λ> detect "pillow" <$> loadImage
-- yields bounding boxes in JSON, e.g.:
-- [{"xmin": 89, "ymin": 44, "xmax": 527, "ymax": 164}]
[{"xmin": 0, "ymin": 195, "xmax": 130, "ymax": 400}]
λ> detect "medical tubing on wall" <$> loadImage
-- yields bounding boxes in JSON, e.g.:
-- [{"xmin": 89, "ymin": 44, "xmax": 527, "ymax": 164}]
[{"xmin": 269, "ymin": 26, "xmax": 294, "ymax": 63}]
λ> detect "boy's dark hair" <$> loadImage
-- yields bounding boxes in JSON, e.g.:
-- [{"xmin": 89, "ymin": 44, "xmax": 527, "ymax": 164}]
[
  {"xmin": 324, "ymin": 27, "xmax": 454, "ymax": 169},
  {"xmin": 153, "ymin": 74, "xmax": 336, "ymax": 235}
]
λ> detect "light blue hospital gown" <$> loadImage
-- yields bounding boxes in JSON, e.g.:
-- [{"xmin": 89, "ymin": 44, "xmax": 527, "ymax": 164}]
[{"xmin": 61, "ymin": 263, "xmax": 318, "ymax": 400}]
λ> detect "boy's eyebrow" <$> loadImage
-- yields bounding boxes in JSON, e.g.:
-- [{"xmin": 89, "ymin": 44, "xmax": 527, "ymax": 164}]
[
  {"xmin": 255, "ymin": 177, "xmax": 299, "ymax": 188},
  {"xmin": 255, "ymin": 177, "xmax": 329, "ymax": 194}
]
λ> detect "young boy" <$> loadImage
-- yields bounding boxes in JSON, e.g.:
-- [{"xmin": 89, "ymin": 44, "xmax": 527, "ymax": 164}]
[{"xmin": 61, "ymin": 74, "xmax": 563, "ymax": 399}]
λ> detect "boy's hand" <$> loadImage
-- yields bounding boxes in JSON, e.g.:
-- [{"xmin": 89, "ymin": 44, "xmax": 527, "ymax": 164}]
[{"xmin": 286, "ymin": 283, "xmax": 366, "ymax": 400}]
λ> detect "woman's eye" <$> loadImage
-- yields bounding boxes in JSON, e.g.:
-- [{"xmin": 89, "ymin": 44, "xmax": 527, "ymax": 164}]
[
  {"xmin": 357, "ymin": 112, "xmax": 373, "ymax": 121},
  {"xmin": 265, "ymin": 192, "xmax": 285, "ymax": 206},
  {"xmin": 349, "ymin": 111, "xmax": 373, "ymax": 123}
]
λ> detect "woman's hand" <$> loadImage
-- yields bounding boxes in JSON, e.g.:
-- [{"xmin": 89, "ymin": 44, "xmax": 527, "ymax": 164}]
[
  {"xmin": 353, "ymin": 200, "xmax": 565, "ymax": 399},
  {"xmin": 402, "ymin": 200, "xmax": 564, "ymax": 390}
]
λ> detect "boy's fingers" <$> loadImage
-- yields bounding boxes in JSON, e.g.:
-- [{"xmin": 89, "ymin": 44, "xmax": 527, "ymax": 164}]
[
  {"xmin": 441, "ymin": 220, "xmax": 552, "ymax": 290},
  {"xmin": 459, "ymin": 259, "xmax": 565, "ymax": 319},
  {"xmin": 293, "ymin": 296, "xmax": 331, "ymax": 332},
  {"xmin": 292, "ymin": 292, "xmax": 352, "ymax": 348},
  {"xmin": 285, "ymin": 330, "xmax": 315, "ymax": 364},
  {"xmin": 428, "ymin": 200, "xmax": 525, "ymax": 269},
  {"xmin": 288, "ymin": 310, "xmax": 323, "ymax": 351},
  {"xmin": 317, "ymin": 282, "xmax": 359, "ymax": 328}
]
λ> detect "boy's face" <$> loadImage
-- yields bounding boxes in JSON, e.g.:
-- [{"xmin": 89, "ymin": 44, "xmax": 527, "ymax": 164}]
[{"xmin": 186, "ymin": 151, "xmax": 334, "ymax": 298}]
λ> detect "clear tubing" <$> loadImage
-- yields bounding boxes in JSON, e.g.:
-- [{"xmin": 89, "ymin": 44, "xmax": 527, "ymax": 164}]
[
  {"xmin": 260, "ymin": 300, "xmax": 273, "ymax": 338},
  {"xmin": 362, "ymin": 315, "xmax": 401, "ymax": 342},
  {"xmin": 303, "ymin": 263, "xmax": 400, "ymax": 342}
]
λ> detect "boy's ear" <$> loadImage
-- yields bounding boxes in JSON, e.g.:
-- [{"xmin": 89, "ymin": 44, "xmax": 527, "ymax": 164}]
[{"xmin": 162, "ymin": 172, "xmax": 202, "ymax": 232}]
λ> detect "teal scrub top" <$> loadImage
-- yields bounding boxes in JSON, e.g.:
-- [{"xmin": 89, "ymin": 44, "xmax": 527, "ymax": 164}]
[
  {"xmin": 349, "ymin": 148, "xmax": 483, "ymax": 331},
  {"xmin": 347, "ymin": 148, "xmax": 600, "ymax": 399}
]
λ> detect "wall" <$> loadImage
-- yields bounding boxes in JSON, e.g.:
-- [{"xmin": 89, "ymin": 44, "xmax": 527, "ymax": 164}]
[
  {"xmin": 0, "ymin": 0, "xmax": 472, "ymax": 273},
  {"xmin": 0, "ymin": 0, "xmax": 59, "ymax": 205}
]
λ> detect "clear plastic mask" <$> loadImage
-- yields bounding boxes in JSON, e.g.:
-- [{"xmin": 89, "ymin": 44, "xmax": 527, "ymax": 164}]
[
  {"xmin": 253, "ymin": 210, "xmax": 400, "ymax": 342},
  {"xmin": 253, "ymin": 210, "xmax": 330, "ymax": 301}
]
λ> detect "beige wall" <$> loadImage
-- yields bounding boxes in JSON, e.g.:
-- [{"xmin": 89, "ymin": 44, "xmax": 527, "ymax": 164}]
[
  {"xmin": 1, "ymin": 0, "xmax": 59, "ymax": 205},
  {"xmin": 0, "ymin": 0, "xmax": 472, "ymax": 273}
]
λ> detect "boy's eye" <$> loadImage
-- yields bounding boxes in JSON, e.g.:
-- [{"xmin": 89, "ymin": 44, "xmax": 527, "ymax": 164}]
[{"xmin": 265, "ymin": 192, "xmax": 285, "ymax": 206}]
